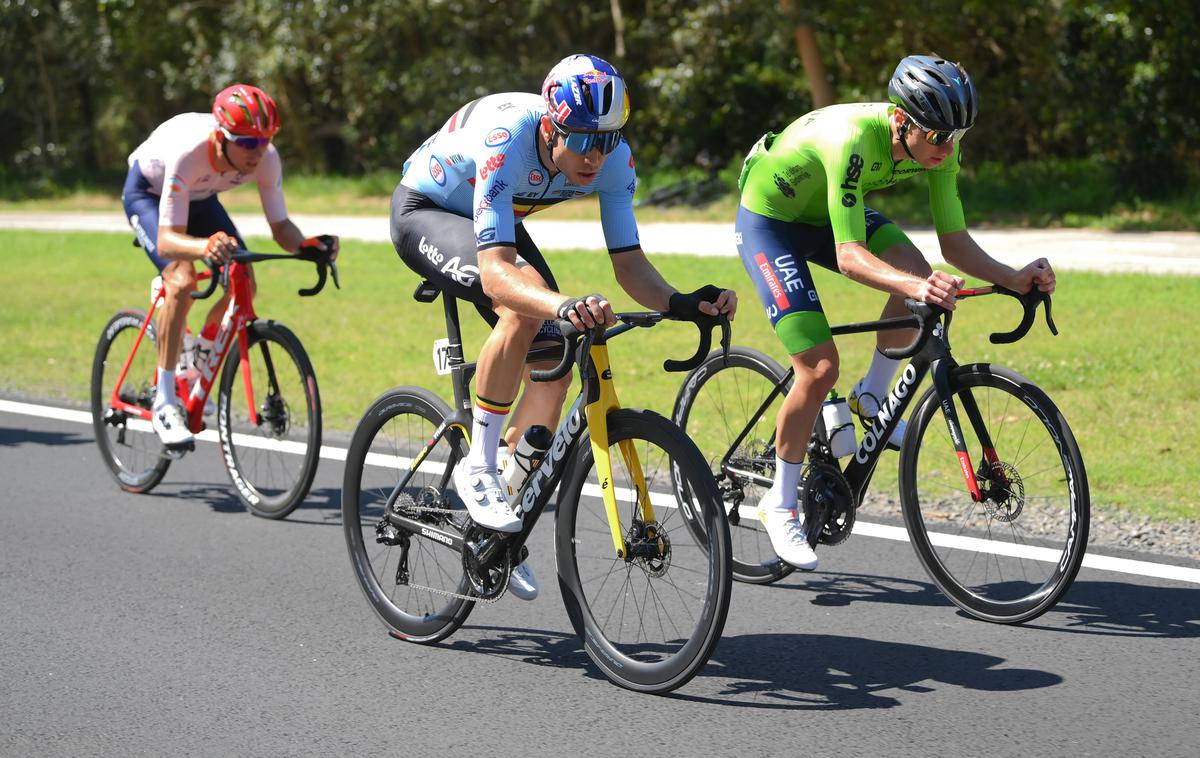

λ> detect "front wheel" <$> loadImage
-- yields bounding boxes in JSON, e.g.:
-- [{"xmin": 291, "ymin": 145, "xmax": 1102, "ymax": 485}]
[
  {"xmin": 899, "ymin": 363, "xmax": 1089, "ymax": 623},
  {"xmin": 91, "ymin": 309, "xmax": 171, "ymax": 493},
  {"xmin": 671, "ymin": 346, "xmax": 795, "ymax": 584},
  {"xmin": 217, "ymin": 320, "xmax": 321, "ymax": 519},
  {"xmin": 342, "ymin": 387, "xmax": 474, "ymax": 644},
  {"xmin": 556, "ymin": 409, "xmax": 732, "ymax": 694}
]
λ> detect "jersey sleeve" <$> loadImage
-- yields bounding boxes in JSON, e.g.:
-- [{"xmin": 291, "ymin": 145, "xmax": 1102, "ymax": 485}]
[
  {"xmin": 255, "ymin": 147, "xmax": 288, "ymax": 225},
  {"xmin": 472, "ymin": 142, "xmax": 522, "ymax": 251},
  {"xmin": 157, "ymin": 153, "xmax": 196, "ymax": 230},
  {"xmin": 822, "ymin": 132, "xmax": 871, "ymax": 245},
  {"xmin": 927, "ymin": 143, "xmax": 966, "ymax": 234},
  {"xmin": 597, "ymin": 141, "xmax": 640, "ymax": 254}
]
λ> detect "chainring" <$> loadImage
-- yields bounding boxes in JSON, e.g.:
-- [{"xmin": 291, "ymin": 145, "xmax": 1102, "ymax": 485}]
[{"xmin": 800, "ymin": 460, "xmax": 856, "ymax": 546}]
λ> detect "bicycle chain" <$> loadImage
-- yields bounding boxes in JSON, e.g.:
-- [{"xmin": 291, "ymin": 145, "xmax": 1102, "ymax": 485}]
[{"xmin": 388, "ymin": 500, "xmax": 506, "ymax": 604}]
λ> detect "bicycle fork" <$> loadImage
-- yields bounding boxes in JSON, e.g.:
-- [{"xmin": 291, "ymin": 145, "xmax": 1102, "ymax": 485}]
[
  {"xmin": 583, "ymin": 343, "xmax": 656, "ymax": 561},
  {"xmin": 931, "ymin": 358, "xmax": 1004, "ymax": 503}
]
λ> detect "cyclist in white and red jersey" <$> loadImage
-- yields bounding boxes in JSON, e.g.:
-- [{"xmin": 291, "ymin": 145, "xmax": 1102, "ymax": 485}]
[
  {"xmin": 390, "ymin": 54, "xmax": 738, "ymax": 600},
  {"xmin": 122, "ymin": 84, "xmax": 339, "ymax": 449}
]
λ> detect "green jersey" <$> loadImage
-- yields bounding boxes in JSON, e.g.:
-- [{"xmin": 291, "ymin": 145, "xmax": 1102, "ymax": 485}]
[{"xmin": 738, "ymin": 103, "xmax": 966, "ymax": 243}]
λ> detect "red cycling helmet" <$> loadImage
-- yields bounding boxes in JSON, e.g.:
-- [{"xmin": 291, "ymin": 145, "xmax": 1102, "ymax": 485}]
[{"xmin": 212, "ymin": 84, "xmax": 281, "ymax": 139}]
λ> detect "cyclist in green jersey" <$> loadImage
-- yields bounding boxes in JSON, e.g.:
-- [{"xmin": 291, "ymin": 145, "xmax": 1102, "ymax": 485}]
[{"xmin": 734, "ymin": 55, "xmax": 1056, "ymax": 570}]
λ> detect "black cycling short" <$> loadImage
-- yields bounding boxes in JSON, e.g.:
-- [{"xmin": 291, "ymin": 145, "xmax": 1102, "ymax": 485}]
[{"xmin": 390, "ymin": 183, "xmax": 560, "ymax": 332}]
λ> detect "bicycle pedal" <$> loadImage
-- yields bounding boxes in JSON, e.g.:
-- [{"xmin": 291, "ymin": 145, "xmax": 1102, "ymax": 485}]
[{"xmin": 161, "ymin": 441, "xmax": 194, "ymax": 459}]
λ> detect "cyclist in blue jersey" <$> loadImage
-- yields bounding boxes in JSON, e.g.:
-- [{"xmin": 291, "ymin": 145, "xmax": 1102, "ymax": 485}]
[{"xmin": 390, "ymin": 54, "xmax": 738, "ymax": 599}]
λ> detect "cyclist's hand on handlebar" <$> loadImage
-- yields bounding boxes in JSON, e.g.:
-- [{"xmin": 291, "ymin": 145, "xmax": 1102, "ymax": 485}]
[
  {"xmin": 913, "ymin": 270, "xmax": 964, "ymax": 310},
  {"xmin": 203, "ymin": 231, "xmax": 236, "ymax": 266},
  {"xmin": 669, "ymin": 284, "xmax": 738, "ymax": 321},
  {"xmin": 1011, "ymin": 258, "xmax": 1056, "ymax": 295},
  {"xmin": 301, "ymin": 234, "xmax": 340, "ymax": 261},
  {"xmin": 557, "ymin": 293, "xmax": 615, "ymax": 329}
]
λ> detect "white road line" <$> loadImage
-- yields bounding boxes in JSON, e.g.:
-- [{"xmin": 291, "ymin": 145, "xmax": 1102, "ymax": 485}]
[{"xmin": 5, "ymin": 398, "xmax": 1198, "ymax": 585}]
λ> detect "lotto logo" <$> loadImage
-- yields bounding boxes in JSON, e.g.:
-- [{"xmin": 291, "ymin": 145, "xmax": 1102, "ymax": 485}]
[{"xmin": 479, "ymin": 154, "xmax": 506, "ymax": 180}]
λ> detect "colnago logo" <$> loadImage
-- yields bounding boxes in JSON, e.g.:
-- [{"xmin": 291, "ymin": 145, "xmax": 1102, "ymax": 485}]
[
  {"xmin": 192, "ymin": 302, "xmax": 239, "ymax": 400},
  {"xmin": 854, "ymin": 363, "xmax": 918, "ymax": 463},
  {"xmin": 941, "ymin": 399, "xmax": 961, "ymax": 445},
  {"xmin": 479, "ymin": 154, "xmax": 506, "ymax": 180},
  {"xmin": 420, "ymin": 526, "xmax": 454, "ymax": 546},
  {"xmin": 521, "ymin": 408, "xmax": 583, "ymax": 513}
]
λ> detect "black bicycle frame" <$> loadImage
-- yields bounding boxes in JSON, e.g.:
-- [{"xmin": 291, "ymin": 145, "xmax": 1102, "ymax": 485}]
[{"xmin": 720, "ymin": 306, "xmax": 998, "ymax": 508}]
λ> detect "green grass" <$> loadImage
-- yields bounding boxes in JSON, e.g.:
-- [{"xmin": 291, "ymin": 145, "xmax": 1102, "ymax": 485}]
[
  {"xmin": 2, "ymin": 229, "xmax": 1198, "ymax": 521},
  {"xmin": 3, "ymin": 158, "xmax": 1198, "ymax": 228}
]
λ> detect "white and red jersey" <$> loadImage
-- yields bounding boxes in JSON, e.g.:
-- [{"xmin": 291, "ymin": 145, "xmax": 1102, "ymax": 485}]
[{"xmin": 127, "ymin": 113, "xmax": 288, "ymax": 229}]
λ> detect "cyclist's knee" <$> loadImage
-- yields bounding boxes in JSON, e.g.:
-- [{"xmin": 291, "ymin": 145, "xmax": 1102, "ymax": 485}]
[
  {"xmin": 494, "ymin": 306, "xmax": 543, "ymax": 342},
  {"xmin": 791, "ymin": 341, "xmax": 839, "ymax": 393}
]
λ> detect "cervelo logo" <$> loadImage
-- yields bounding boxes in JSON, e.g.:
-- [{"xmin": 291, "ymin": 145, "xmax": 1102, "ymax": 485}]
[
  {"xmin": 841, "ymin": 153, "xmax": 864, "ymax": 208},
  {"xmin": 521, "ymin": 407, "xmax": 584, "ymax": 512},
  {"xmin": 484, "ymin": 128, "xmax": 511, "ymax": 148},
  {"xmin": 429, "ymin": 156, "xmax": 446, "ymax": 186},
  {"xmin": 854, "ymin": 363, "xmax": 918, "ymax": 463},
  {"xmin": 479, "ymin": 154, "xmax": 506, "ymax": 180}
]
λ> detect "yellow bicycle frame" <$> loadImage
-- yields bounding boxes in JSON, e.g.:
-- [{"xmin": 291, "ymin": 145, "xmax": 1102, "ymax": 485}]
[{"xmin": 583, "ymin": 342, "xmax": 655, "ymax": 559}]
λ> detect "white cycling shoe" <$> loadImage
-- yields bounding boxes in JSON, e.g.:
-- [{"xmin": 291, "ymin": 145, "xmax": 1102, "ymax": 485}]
[
  {"xmin": 153, "ymin": 403, "xmax": 194, "ymax": 449},
  {"xmin": 760, "ymin": 507, "xmax": 819, "ymax": 571},
  {"xmin": 849, "ymin": 379, "xmax": 907, "ymax": 450},
  {"xmin": 454, "ymin": 463, "xmax": 523, "ymax": 533},
  {"xmin": 508, "ymin": 561, "xmax": 539, "ymax": 601}
]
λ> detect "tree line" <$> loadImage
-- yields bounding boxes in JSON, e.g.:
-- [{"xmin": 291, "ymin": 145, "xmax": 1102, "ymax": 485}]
[{"xmin": 3, "ymin": 0, "xmax": 1197, "ymax": 197}]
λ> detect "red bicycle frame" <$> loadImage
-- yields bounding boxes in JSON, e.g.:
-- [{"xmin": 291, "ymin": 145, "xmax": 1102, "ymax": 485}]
[{"xmin": 107, "ymin": 261, "xmax": 261, "ymax": 434}]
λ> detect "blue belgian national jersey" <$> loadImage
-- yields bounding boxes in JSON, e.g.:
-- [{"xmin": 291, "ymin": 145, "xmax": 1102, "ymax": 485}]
[{"xmin": 401, "ymin": 92, "xmax": 640, "ymax": 254}]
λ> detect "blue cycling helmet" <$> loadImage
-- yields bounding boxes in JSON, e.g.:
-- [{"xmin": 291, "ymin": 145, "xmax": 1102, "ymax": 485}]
[
  {"xmin": 888, "ymin": 55, "xmax": 978, "ymax": 131},
  {"xmin": 541, "ymin": 54, "xmax": 630, "ymax": 132}
]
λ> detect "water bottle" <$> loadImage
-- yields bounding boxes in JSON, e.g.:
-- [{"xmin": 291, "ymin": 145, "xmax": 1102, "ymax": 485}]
[
  {"xmin": 150, "ymin": 275, "xmax": 164, "ymax": 306},
  {"xmin": 821, "ymin": 390, "xmax": 857, "ymax": 458},
  {"xmin": 501, "ymin": 425, "xmax": 553, "ymax": 503}
]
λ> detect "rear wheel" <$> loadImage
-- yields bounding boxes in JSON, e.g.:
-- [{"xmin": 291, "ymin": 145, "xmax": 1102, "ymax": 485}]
[
  {"xmin": 556, "ymin": 409, "xmax": 731, "ymax": 693},
  {"xmin": 217, "ymin": 320, "xmax": 320, "ymax": 519},
  {"xmin": 900, "ymin": 363, "xmax": 1089, "ymax": 623},
  {"xmin": 91, "ymin": 309, "xmax": 171, "ymax": 492},
  {"xmin": 342, "ymin": 387, "xmax": 474, "ymax": 644},
  {"xmin": 672, "ymin": 347, "xmax": 795, "ymax": 584}
]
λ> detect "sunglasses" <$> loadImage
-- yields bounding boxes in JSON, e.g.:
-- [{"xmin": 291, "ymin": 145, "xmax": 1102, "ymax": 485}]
[
  {"xmin": 220, "ymin": 128, "xmax": 271, "ymax": 149},
  {"xmin": 551, "ymin": 121, "xmax": 622, "ymax": 155},
  {"xmin": 908, "ymin": 118, "xmax": 968, "ymax": 146}
]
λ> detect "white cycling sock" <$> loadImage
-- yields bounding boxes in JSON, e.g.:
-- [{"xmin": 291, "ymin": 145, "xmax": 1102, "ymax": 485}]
[
  {"xmin": 465, "ymin": 398, "xmax": 511, "ymax": 473},
  {"xmin": 857, "ymin": 349, "xmax": 902, "ymax": 406},
  {"xmin": 155, "ymin": 367, "xmax": 177, "ymax": 411},
  {"xmin": 760, "ymin": 454, "xmax": 803, "ymax": 516}
]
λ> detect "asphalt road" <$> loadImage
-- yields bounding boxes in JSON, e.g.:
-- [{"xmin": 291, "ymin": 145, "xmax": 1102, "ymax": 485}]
[{"xmin": 2, "ymin": 405, "xmax": 1198, "ymax": 756}]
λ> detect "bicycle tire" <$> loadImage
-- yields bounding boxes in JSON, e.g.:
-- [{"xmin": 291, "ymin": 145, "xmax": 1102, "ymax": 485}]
[
  {"xmin": 556, "ymin": 408, "xmax": 732, "ymax": 693},
  {"xmin": 671, "ymin": 346, "xmax": 795, "ymax": 584},
  {"xmin": 899, "ymin": 363, "xmax": 1089, "ymax": 624},
  {"xmin": 342, "ymin": 387, "xmax": 474, "ymax": 643},
  {"xmin": 216, "ymin": 320, "xmax": 321, "ymax": 519},
  {"xmin": 91, "ymin": 309, "xmax": 171, "ymax": 493}
]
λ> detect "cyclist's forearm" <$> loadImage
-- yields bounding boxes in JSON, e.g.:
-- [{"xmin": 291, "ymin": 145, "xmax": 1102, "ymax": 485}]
[
  {"xmin": 157, "ymin": 227, "xmax": 209, "ymax": 261},
  {"xmin": 270, "ymin": 218, "xmax": 305, "ymax": 253},
  {"xmin": 836, "ymin": 242, "xmax": 923, "ymax": 298},
  {"xmin": 612, "ymin": 249, "xmax": 673, "ymax": 311},
  {"xmin": 479, "ymin": 252, "xmax": 564, "ymax": 319},
  {"xmin": 938, "ymin": 230, "xmax": 1020, "ymax": 288}
]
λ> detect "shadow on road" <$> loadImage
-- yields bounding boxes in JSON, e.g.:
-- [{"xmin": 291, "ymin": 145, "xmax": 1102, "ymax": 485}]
[
  {"xmin": 441, "ymin": 624, "xmax": 1060, "ymax": 709},
  {"xmin": 763, "ymin": 570, "xmax": 1199, "ymax": 638},
  {"xmin": 1027, "ymin": 580, "xmax": 1200, "ymax": 638},
  {"xmin": 0, "ymin": 424, "xmax": 91, "ymax": 448}
]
